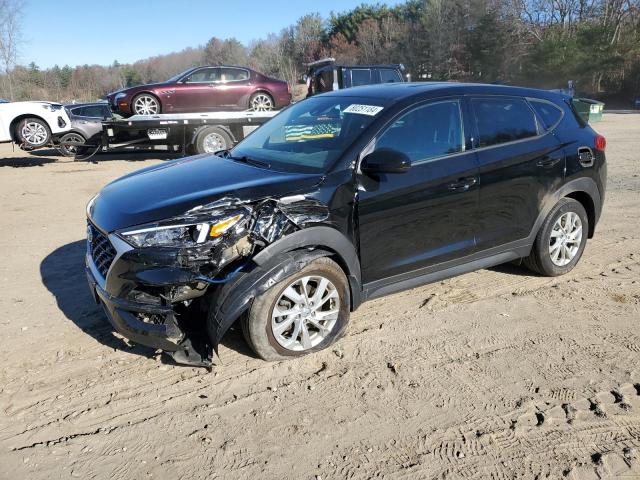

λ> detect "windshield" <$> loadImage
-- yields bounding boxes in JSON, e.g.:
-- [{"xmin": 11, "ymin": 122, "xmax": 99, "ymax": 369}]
[
  {"xmin": 231, "ymin": 96, "xmax": 386, "ymax": 173},
  {"xmin": 165, "ymin": 67, "xmax": 198, "ymax": 83}
]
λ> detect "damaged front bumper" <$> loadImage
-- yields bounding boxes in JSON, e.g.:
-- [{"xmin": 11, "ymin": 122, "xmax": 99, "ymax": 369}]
[{"xmin": 84, "ymin": 228, "xmax": 216, "ymax": 366}]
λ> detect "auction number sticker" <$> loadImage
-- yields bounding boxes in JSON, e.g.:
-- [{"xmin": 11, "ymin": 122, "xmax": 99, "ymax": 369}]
[{"xmin": 343, "ymin": 104, "xmax": 384, "ymax": 116}]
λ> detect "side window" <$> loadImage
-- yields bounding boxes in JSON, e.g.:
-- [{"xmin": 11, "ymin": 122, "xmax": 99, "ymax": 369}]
[
  {"xmin": 529, "ymin": 99, "xmax": 563, "ymax": 130},
  {"xmin": 351, "ymin": 69, "xmax": 372, "ymax": 87},
  {"xmin": 219, "ymin": 68, "xmax": 248, "ymax": 82},
  {"xmin": 185, "ymin": 68, "xmax": 218, "ymax": 83},
  {"xmin": 70, "ymin": 107, "xmax": 83, "ymax": 116},
  {"xmin": 379, "ymin": 69, "xmax": 401, "ymax": 83},
  {"xmin": 471, "ymin": 97, "xmax": 538, "ymax": 148},
  {"xmin": 374, "ymin": 100, "xmax": 464, "ymax": 162},
  {"xmin": 82, "ymin": 105, "xmax": 106, "ymax": 118}
]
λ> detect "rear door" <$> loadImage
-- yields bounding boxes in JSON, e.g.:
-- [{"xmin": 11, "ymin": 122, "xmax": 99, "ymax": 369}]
[
  {"xmin": 358, "ymin": 98, "xmax": 480, "ymax": 283},
  {"xmin": 469, "ymin": 95, "xmax": 565, "ymax": 251},
  {"xmin": 211, "ymin": 67, "xmax": 251, "ymax": 109}
]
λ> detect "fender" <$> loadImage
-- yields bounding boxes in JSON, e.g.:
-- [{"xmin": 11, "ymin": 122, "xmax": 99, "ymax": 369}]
[
  {"xmin": 252, "ymin": 226, "xmax": 362, "ymax": 309},
  {"xmin": 207, "ymin": 249, "xmax": 332, "ymax": 361},
  {"xmin": 529, "ymin": 176, "xmax": 602, "ymax": 243}
]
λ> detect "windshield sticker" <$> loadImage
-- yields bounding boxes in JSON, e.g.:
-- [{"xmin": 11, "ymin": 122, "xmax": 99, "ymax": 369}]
[{"xmin": 343, "ymin": 104, "xmax": 384, "ymax": 116}]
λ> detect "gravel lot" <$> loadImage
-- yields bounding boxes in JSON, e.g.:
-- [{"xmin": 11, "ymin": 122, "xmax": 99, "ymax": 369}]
[{"xmin": 0, "ymin": 114, "xmax": 639, "ymax": 479}]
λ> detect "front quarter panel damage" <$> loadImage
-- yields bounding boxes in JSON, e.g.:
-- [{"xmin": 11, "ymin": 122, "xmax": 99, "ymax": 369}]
[{"xmin": 111, "ymin": 193, "xmax": 334, "ymax": 367}]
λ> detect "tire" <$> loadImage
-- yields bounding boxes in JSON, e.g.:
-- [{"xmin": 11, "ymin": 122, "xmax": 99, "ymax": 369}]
[
  {"xmin": 131, "ymin": 93, "xmax": 161, "ymax": 115},
  {"xmin": 249, "ymin": 92, "xmax": 274, "ymax": 111},
  {"xmin": 241, "ymin": 257, "xmax": 351, "ymax": 362},
  {"xmin": 56, "ymin": 132, "xmax": 86, "ymax": 157},
  {"xmin": 523, "ymin": 198, "xmax": 589, "ymax": 276},
  {"xmin": 16, "ymin": 117, "xmax": 51, "ymax": 148},
  {"xmin": 195, "ymin": 126, "xmax": 232, "ymax": 154}
]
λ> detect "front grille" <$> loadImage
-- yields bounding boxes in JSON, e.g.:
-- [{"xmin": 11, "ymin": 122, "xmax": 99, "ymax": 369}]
[{"xmin": 88, "ymin": 223, "xmax": 116, "ymax": 278}]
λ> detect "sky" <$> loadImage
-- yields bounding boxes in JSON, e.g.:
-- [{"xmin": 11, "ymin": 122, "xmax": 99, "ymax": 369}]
[{"xmin": 21, "ymin": 0, "xmax": 404, "ymax": 69}]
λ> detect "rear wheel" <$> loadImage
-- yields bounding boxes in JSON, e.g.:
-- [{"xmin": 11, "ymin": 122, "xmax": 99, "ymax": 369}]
[
  {"xmin": 523, "ymin": 198, "xmax": 588, "ymax": 276},
  {"xmin": 241, "ymin": 257, "xmax": 350, "ymax": 362},
  {"xmin": 57, "ymin": 132, "xmax": 86, "ymax": 157},
  {"xmin": 249, "ymin": 92, "xmax": 274, "ymax": 111},
  {"xmin": 132, "ymin": 94, "xmax": 161, "ymax": 115},
  {"xmin": 16, "ymin": 118, "xmax": 51, "ymax": 148},
  {"xmin": 195, "ymin": 126, "xmax": 232, "ymax": 154}
]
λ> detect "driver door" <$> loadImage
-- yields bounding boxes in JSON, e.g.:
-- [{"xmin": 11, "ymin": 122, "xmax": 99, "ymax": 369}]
[
  {"xmin": 172, "ymin": 67, "xmax": 220, "ymax": 112},
  {"xmin": 357, "ymin": 98, "xmax": 480, "ymax": 284}
]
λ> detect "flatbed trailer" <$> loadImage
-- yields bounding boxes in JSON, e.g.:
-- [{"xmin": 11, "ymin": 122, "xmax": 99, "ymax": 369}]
[{"xmin": 68, "ymin": 110, "xmax": 279, "ymax": 160}]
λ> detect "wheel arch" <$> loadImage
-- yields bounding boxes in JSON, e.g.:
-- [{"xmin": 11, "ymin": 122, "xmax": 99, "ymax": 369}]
[
  {"xmin": 252, "ymin": 226, "xmax": 362, "ymax": 310},
  {"xmin": 565, "ymin": 190, "xmax": 596, "ymax": 238},
  {"xmin": 534, "ymin": 177, "xmax": 602, "ymax": 241},
  {"xmin": 248, "ymin": 89, "xmax": 274, "ymax": 107},
  {"xmin": 9, "ymin": 114, "xmax": 51, "ymax": 142},
  {"xmin": 131, "ymin": 91, "xmax": 162, "ymax": 112}
]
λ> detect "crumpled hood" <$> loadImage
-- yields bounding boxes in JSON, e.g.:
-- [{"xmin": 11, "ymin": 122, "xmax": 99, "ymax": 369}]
[{"xmin": 89, "ymin": 154, "xmax": 323, "ymax": 233}]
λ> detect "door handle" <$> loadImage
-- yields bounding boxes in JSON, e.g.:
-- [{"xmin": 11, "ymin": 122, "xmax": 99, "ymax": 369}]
[
  {"xmin": 537, "ymin": 156, "xmax": 561, "ymax": 168},
  {"xmin": 448, "ymin": 176, "xmax": 477, "ymax": 192}
]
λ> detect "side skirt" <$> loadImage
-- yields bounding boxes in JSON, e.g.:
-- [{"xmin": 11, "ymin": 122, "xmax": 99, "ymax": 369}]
[{"xmin": 362, "ymin": 240, "xmax": 532, "ymax": 301}]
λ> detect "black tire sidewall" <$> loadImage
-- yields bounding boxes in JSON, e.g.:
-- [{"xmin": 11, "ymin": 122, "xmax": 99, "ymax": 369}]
[
  {"xmin": 195, "ymin": 126, "xmax": 232, "ymax": 154},
  {"xmin": 534, "ymin": 198, "xmax": 589, "ymax": 276},
  {"xmin": 245, "ymin": 257, "xmax": 350, "ymax": 361},
  {"xmin": 17, "ymin": 118, "xmax": 51, "ymax": 147},
  {"xmin": 58, "ymin": 132, "xmax": 85, "ymax": 157}
]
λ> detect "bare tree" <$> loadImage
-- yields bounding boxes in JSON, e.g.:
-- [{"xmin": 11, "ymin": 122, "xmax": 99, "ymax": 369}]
[{"xmin": 0, "ymin": 0, "xmax": 23, "ymax": 100}]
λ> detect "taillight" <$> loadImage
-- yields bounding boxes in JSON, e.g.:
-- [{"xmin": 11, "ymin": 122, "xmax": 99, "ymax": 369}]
[{"xmin": 595, "ymin": 135, "xmax": 606, "ymax": 151}]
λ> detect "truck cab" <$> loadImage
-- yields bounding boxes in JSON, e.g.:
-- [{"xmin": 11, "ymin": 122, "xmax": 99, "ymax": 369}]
[{"xmin": 305, "ymin": 58, "xmax": 405, "ymax": 97}]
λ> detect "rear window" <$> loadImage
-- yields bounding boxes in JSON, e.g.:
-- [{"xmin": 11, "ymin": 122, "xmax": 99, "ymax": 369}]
[
  {"xmin": 529, "ymin": 99, "xmax": 563, "ymax": 130},
  {"xmin": 379, "ymin": 69, "xmax": 402, "ymax": 83},
  {"xmin": 471, "ymin": 97, "xmax": 538, "ymax": 147},
  {"xmin": 82, "ymin": 105, "xmax": 107, "ymax": 118}
]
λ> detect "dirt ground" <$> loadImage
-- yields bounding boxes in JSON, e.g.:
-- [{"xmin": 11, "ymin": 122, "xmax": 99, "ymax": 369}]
[{"xmin": 0, "ymin": 114, "xmax": 638, "ymax": 480}]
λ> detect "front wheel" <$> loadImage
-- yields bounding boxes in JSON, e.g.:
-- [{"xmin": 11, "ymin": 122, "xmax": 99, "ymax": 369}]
[
  {"xmin": 523, "ymin": 198, "xmax": 589, "ymax": 276},
  {"xmin": 241, "ymin": 257, "xmax": 351, "ymax": 362},
  {"xmin": 249, "ymin": 92, "xmax": 274, "ymax": 111},
  {"xmin": 132, "ymin": 93, "xmax": 161, "ymax": 115},
  {"xmin": 17, "ymin": 117, "xmax": 51, "ymax": 148}
]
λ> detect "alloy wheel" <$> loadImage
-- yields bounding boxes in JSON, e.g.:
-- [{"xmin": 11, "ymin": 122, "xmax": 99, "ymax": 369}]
[
  {"xmin": 549, "ymin": 211, "xmax": 582, "ymax": 266},
  {"xmin": 21, "ymin": 122, "xmax": 48, "ymax": 145},
  {"xmin": 271, "ymin": 275, "xmax": 340, "ymax": 351},
  {"xmin": 133, "ymin": 95, "xmax": 160, "ymax": 115},
  {"xmin": 251, "ymin": 94, "xmax": 274, "ymax": 111}
]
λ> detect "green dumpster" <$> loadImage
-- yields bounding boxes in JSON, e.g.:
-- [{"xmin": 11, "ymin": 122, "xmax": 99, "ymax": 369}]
[{"xmin": 572, "ymin": 98, "xmax": 605, "ymax": 123}]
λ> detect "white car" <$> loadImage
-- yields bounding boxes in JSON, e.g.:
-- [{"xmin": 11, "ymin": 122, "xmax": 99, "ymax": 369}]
[{"xmin": 0, "ymin": 101, "xmax": 71, "ymax": 149}]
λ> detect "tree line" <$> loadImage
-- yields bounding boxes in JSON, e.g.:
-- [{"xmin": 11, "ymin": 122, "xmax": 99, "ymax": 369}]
[{"xmin": 2, "ymin": 0, "xmax": 640, "ymax": 104}]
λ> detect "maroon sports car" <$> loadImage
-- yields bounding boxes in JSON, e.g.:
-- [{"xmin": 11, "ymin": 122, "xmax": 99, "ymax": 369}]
[{"xmin": 106, "ymin": 66, "xmax": 292, "ymax": 116}]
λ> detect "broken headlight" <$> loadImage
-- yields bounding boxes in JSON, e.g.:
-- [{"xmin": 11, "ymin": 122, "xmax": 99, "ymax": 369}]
[{"xmin": 119, "ymin": 214, "xmax": 243, "ymax": 248}]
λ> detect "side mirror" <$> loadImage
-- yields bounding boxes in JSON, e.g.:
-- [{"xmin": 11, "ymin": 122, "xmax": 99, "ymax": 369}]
[{"xmin": 361, "ymin": 148, "xmax": 411, "ymax": 174}]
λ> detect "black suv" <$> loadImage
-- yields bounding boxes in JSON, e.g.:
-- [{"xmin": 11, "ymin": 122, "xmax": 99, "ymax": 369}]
[
  {"xmin": 305, "ymin": 58, "xmax": 404, "ymax": 97},
  {"xmin": 86, "ymin": 83, "xmax": 606, "ymax": 367}
]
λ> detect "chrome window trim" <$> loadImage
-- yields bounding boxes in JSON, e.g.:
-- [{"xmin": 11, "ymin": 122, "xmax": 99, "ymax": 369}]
[
  {"xmin": 215, "ymin": 67, "xmax": 250, "ymax": 84},
  {"xmin": 527, "ymin": 97, "xmax": 565, "ymax": 132},
  {"xmin": 358, "ymin": 97, "xmax": 467, "ymax": 171}
]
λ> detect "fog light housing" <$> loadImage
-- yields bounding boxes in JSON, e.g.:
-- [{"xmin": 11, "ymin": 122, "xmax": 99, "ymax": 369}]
[{"xmin": 58, "ymin": 116, "xmax": 66, "ymax": 128}]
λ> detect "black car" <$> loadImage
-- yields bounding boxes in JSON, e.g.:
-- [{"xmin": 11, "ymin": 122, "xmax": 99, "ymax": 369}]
[
  {"xmin": 86, "ymin": 82, "xmax": 606, "ymax": 367},
  {"xmin": 305, "ymin": 58, "xmax": 404, "ymax": 97}
]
